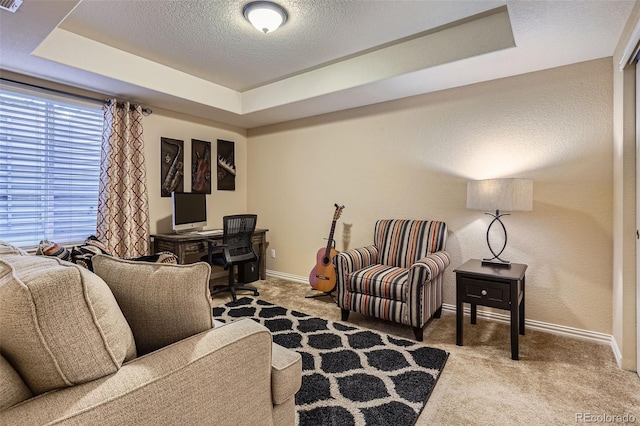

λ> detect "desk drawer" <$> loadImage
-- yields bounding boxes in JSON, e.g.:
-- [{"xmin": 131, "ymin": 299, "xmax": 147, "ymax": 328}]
[
  {"xmin": 154, "ymin": 239, "xmax": 206, "ymax": 257},
  {"xmin": 181, "ymin": 241, "xmax": 207, "ymax": 255},
  {"xmin": 460, "ymin": 276, "xmax": 511, "ymax": 309},
  {"xmin": 154, "ymin": 239, "xmax": 177, "ymax": 253}
]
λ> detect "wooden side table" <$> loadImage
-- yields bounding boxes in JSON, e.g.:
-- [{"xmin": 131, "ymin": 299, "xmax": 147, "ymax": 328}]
[{"xmin": 454, "ymin": 259, "xmax": 527, "ymax": 360}]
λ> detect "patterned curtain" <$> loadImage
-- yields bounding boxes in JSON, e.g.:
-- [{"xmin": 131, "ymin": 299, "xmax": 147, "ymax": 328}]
[{"xmin": 97, "ymin": 99, "xmax": 150, "ymax": 258}]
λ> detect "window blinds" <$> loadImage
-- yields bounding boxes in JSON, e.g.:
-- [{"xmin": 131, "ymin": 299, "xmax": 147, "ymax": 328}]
[{"xmin": 0, "ymin": 83, "xmax": 103, "ymax": 248}]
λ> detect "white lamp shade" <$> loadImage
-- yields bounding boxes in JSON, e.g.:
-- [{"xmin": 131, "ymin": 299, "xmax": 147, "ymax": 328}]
[
  {"xmin": 244, "ymin": 1, "xmax": 287, "ymax": 33},
  {"xmin": 467, "ymin": 178, "xmax": 533, "ymax": 212}
]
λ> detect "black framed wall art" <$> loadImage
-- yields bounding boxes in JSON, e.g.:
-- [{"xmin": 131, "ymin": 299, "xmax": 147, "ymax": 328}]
[
  {"xmin": 160, "ymin": 137, "xmax": 184, "ymax": 197},
  {"xmin": 191, "ymin": 139, "xmax": 211, "ymax": 194},
  {"xmin": 217, "ymin": 139, "xmax": 235, "ymax": 191}
]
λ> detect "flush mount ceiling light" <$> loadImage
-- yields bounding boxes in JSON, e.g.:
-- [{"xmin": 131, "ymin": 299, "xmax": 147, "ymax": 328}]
[{"xmin": 243, "ymin": 1, "xmax": 288, "ymax": 34}]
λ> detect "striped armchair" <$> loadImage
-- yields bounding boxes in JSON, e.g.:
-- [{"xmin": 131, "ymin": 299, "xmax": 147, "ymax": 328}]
[{"xmin": 335, "ymin": 219, "xmax": 450, "ymax": 341}]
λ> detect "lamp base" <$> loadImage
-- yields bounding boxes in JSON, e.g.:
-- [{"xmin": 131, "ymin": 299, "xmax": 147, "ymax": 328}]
[
  {"xmin": 482, "ymin": 258, "xmax": 511, "ymax": 268},
  {"xmin": 482, "ymin": 210, "xmax": 511, "ymax": 268}
]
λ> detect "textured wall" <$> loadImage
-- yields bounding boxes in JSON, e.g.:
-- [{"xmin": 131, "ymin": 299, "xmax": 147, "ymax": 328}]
[
  {"xmin": 612, "ymin": 0, "xmax": 639, "ymax": 371},
  {"xmin": 248, "ymin": 58, "xmax": 613, "ymax": 334},
  {"xmin": 143, "ymin": 109, "xmax": 248, "ymax": 234}
]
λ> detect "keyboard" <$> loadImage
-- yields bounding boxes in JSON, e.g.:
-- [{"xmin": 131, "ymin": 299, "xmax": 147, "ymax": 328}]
[{"xmin": 196, "ymin": 230, "xmax": 223, "ymax": 235}]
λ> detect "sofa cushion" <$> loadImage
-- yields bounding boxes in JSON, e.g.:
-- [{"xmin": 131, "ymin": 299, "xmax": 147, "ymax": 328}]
[
  {"xmin": 0, "ymin": 353, "xmax": 32, "ymax": 411},
  {"xmin": 0, "ymin": 240, "xmax": 29, "ymax": 256},
  {"xmin": 0, "ymin": 255, "xmax": 137, "ymax": 395},
  {"xmin": 92, "ymin": 255, "xmax": 213, "ymax": 355}
]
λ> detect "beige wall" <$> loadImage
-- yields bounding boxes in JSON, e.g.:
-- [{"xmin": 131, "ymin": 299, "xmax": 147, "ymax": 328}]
[
  {"xmin": 143, "ymin": 109, "xmax": 248, "ymax": 234},
  {"xmin": 248, "ymin": 58, "xmax": 614, "ymax": 335},
  {"xmin": 612, "ymin": 1, "xmax": 639, "ymax": 371}
]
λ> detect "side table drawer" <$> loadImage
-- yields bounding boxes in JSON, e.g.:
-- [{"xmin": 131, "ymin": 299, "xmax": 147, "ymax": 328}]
[{"xmin": 460, "ymin": 276, "xmax": 511, "ymax": 309}]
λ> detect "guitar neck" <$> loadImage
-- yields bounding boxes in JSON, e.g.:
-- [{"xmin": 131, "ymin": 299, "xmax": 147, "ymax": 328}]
[{"xmin": 324, "ymin": 220, "xmax": 337, "ymax": 255}]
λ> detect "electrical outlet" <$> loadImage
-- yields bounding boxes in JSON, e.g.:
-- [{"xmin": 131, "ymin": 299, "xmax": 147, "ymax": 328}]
[{"xmin": 270, "ymin": 249, "xmax": 276, "ymax": 258}]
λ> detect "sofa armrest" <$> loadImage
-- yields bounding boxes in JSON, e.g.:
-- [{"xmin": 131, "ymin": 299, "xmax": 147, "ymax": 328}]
[
  {"xmin": 1, "ymin": 319, "xmax": 293, "ymax": 426},
  {"xmin": 410, "ymin": 250, "xmax": 451, "ymax": 282},
  {"xmin": 271, "ymin": 343, "xmax": 302, "ymax": 405}
]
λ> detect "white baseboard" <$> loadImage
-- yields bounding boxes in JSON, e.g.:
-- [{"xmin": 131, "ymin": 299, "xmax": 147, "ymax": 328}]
[
  {"xmin": 441, "ymin": 303, "xmax": 616, "ymax": 349},
  {"xmin": 265, "ymin": 271, "xmax": 618, "ymax": 359},
  {"xmin": 266, "ymin": 270, "xmax": 308, "ymax": 284},
  {"xmin": 610, "ymin": 335, "xmax": 623, "ymax": 368}
]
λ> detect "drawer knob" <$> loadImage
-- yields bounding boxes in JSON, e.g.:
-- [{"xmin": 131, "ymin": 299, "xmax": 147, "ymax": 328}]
[{"xmin": 481, "ymin": 289, "xmax": 487, "ymax": 296}]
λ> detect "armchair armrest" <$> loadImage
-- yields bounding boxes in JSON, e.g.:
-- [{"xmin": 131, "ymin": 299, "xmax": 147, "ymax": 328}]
[
  {"xmin": 335, "ymin": 245, "xmax": 379, "ymax": 274},
  {"xmin": 410, "ymin": 250, "xmax": 451, "ymax": 281},
  {"xmin": 335, "ymin": 245, "xmax": 379, "ymax": 290},
  {"xmin": 1, "ymin": 319, "xmax": 296, "ymax": 426}
]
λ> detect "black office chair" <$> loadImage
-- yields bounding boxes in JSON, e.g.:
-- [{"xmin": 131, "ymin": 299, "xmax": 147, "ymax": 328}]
[{"xmin": 205, "ymin": 214, "xmax": 259, "ymax": 301}]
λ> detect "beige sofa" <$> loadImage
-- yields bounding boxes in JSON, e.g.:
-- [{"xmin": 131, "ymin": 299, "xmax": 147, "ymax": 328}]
[{"xmin": 0, "ymin": 247, "xmax": 301, "ymax": 426}]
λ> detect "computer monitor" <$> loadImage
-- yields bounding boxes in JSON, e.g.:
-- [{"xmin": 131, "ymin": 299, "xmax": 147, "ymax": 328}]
[{"xmin": 171, "ymin": 192, "xmax": 207, "ymax": 232}]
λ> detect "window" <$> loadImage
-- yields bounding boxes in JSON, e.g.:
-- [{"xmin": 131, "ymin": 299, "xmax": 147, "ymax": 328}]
[{"xmin": 0, "ymin": 82, "xmax": 103, "ymax": 248}]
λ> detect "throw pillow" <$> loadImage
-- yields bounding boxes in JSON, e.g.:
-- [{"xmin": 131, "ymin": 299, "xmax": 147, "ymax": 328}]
[
  {"xmin": 35, "ymin": 240, "xmax": 72, "ymax": 261},
  {"xmin": 129, "ymin": 251, "xmax": 179, "ymax": 264},
  {"xmin": 0, "ymin": 255, "xmax": 137, "ymax": 395},
  {"xmin": 92, "ymin": 254, "xmax": 213, "ymax": 356},
  {"xmin": 71, "ymin": 235, "xmax": 111, "ymax": 271},
  {"xmin": 31, "ymin": 235, "xmax": 180, "ymax": 271}
]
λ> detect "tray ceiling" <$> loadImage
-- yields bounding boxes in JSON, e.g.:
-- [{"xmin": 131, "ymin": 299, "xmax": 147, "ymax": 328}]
[{"xmin": 0, "ymin": 0, "xmax": 635, "ymax": 128}]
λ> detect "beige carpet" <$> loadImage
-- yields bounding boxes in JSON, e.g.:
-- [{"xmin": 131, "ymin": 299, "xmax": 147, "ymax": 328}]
[{"xmin": 211, "ymin": 277, "xmax": 640, "ymax": 425}]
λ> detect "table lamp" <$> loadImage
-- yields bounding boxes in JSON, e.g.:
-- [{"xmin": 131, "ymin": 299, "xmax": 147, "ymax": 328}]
[{"xmin": 467, "ymin": 178, "xmax": 533, "ymax": 266}]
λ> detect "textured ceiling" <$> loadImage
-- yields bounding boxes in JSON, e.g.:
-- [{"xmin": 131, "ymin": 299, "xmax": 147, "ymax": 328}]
[
  {"xmin": 0, "ymin": 0, "xmax": 636, "ymax": 128},
  {"xmin": 59, "ymin": 0, "xmax": 504, "ymax": 91}
]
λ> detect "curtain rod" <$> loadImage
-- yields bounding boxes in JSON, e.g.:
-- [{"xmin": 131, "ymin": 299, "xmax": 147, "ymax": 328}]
[{"xmin": 0, "ymin": 77, "xmax": 153, "ymax": 115}]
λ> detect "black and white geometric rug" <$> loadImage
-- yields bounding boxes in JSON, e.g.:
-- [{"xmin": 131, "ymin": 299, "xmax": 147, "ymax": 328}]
[{"xmin": 212, "ymin": 297, "xmax": 449, "ymax": 426}]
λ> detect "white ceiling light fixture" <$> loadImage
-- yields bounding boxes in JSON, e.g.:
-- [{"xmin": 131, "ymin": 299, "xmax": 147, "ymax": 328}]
[{"xmin": 243, "ymin": 1, "xmax": 288, "ymax": 34}]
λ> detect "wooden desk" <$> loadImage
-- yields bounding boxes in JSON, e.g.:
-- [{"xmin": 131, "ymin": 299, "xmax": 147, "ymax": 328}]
[
  {"xmin": 454, "ymin": 259, "xmax": 527, "ymax": 360},
  {"xmin": 150, "ymin": 229, "xmax": 269, "ymax": 280}
]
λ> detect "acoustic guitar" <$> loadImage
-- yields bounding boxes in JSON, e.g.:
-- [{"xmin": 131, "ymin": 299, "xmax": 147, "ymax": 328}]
[{"xmin": 309, "ymin": 204, "xmax": 345, "ymax": 292}]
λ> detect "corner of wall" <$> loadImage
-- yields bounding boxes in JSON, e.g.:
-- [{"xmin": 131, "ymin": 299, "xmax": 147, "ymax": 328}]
[
  {"xmin": 611, "ymin": 0, "xmax": 640, "ymax": 373},
  {"xmin": 611, "ymin": 334, "xmax": 624, "ymax": 369}
]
